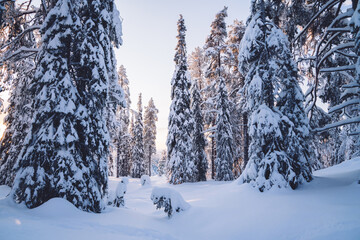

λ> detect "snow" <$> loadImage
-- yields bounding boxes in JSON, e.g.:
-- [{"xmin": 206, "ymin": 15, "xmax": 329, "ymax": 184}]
[
  {"xmin": 150, "ymin": 187, "xmax": 190, "ymax": 217},
  {"xmin": 140, "ymin": 175, "xmax": 151, "ymax": 186},
  {"xmin": 1, "ymin": 160, "xmax": 360, "ymax": 239}
]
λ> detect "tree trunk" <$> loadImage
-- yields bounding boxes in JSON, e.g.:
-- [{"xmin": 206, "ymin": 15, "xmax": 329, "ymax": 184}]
[
  {"xmin": 243, "ymin": 113, "xmax": 249, "ymax": 169},
  {"xmin": 148, "ymin": 145, "xmax": 152, "ymax": 176},
  {"xmin": 211, "ymin": 136, "xmax": 216, "ymax": 179},
  {"xmin": 116, "ymin": 142, "xmax": 121, "ymax": 178}
]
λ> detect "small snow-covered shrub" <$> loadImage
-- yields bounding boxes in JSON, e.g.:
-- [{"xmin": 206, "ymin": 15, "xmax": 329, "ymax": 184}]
[
  {"xmin": 121, "ymin": 177, "xmax": 129, "ymax": 185},
  {"xmin": 140, "ymin": 175, "xmax": 151, "ymax": 186},
  {"xmin": 109, "ymin": 178, "xmax": 128, "ymax": 208},
  {"xmin": 150, "ymin": 187, "xmax": 190, "ymax": 218}
]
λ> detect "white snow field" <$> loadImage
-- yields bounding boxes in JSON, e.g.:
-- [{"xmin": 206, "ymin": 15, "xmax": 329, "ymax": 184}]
[{"xmin": 1, "ymin": 157, "xmax": 360, "ymax": 240}]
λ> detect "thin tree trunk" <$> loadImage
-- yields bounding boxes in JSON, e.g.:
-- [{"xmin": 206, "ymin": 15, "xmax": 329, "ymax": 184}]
[
  {"xmin": 148, "ymin": 145, "xmax": 152, "ymax": 176},
  {"xmin": 116, "ymin": 142, "xmax": 121, "ymax": 178},
  {"xmin": 243, "ymin": 113, "xmax": 249, "ymax": 169},
  {"xmin": 211, "ymin": 136, "xmax": 216, "ymax": 179}
]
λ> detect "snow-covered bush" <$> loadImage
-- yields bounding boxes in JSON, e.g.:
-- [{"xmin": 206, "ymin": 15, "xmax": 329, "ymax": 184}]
[
  {"xmin": 122, "ymin": 177, "xmax": 129, "ymax": 185},
  {"xmin": 140, "ymin": 175, "xmax": 151, "ymax": 186},
  {"xmin": 150, "ymin": 187, "xmax": 190, "ymax": 218},
  {"xmin": 108, "ymin": 178, "xmax": 128, "ymax": 207}
]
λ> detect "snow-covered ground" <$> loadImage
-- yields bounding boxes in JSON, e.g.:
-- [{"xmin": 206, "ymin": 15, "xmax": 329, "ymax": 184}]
[{"xmin": 1, "ymin": 158, "xmax": 360, "ymax": 240}]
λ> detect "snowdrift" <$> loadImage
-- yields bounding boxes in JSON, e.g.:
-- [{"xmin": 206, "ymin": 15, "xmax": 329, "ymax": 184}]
[{"xmin": 0, "ymin": 158, "xmax": 359, "ymax": 240}]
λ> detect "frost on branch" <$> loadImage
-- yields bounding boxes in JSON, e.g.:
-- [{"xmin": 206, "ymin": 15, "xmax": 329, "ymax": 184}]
[{"xmin": 150, "ymin": 187, "xmax": 190, "ymax": 218}]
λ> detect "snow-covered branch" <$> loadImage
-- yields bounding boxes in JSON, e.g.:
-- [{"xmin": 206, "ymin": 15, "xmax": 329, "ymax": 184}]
[
  {"xmin": 326, "ymin": 27, "xmax": 351, "ymax": 32},
  {"xmin": 319, "ymin": 42, "xmax": 355, "ymax": 67},
  {"xmin": 315, "ymin": 116, "xmax": 360, "ymax": 132},
  {"xmin": 294, "ymin": 0, "xmax": 342, "ymax": 42},
  {"xmin": 1, "ymin": 25, "xmax": 41, "ymax": 50},
  {"xmin": 1, "ymin": 46, "xmax": 39, "ymax": 63},
  {"xmin": 328, "ymin": 99, "xmax": 360, "ymax": 113},
  {"xmin": 320, "ymin": 64, "xmax": 356, "ymax": 72}
]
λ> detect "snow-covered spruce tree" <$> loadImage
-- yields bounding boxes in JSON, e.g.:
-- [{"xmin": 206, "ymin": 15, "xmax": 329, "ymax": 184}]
[
  {"xmin": 188, "ymin": 47, "xmax": 207, "ymax": 98},
  {"xmin": 203, "ymin": 7, "xmax": 228, "ymax": 179},
  {"xmin": 0, "ymin": 0, "xmax": 42, "ymax": 187},
  {"xmin": 158, "ymin": 150, "xmax": 167, "ymax": 176},
  {"xmin": 191, "ymin": 77, "xmax": 208, "ymax": 181},
  {"xmin": 75, "ymin": 0, "xmax": 124, "ymax": 177},
  {"xmin": 215, "ymin": 77, "xmax": 234, "ymax": 181},
  {"xmin": 0, "ymin": 59, "xmax": 34, "ymax": 187},
  {"xmin": 224, "ymin": 19, "xmax": 246, "ymax": 176},
  {"xmin": 131, "ymin": 94, "xmax": 145, "ymax": 178},
  {"xmin": 274, "ymin": 25, "xmax": 313, "ymax": 184},
  {"xmin": 116, "ymin": 65, "xmax": 132, "ymax": 177},
  {"xmin": 70, "ymin": 0, "xmax": 123, "ymax": 210},
  {"xmin": 143, "ymin": 98, "xmax": 159, "ymax": 176},
  {"xmin": 11, "ymin": 0, "xmax": 107, "ymax": 212},
  {"xmin": 103, "ymin": 1, "xmax": 125, "ymax": 177},
  {"xmin": 238, "ymin": 3, "xmax": 311, "ymax": 191},
  {"xmin": 167, "ymin": 15, "xmax": 196, "ymax": 184}
]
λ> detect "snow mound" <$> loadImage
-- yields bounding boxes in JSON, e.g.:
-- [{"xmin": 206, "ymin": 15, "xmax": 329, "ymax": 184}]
[
  {"xmin": 150, "ymin": 187, "xmax": 190, "ymax": 218},
  {"xmin": 121, "ymin": 177, "xmax": 129, "ymax": 185},
  {"xmin": 0, "ymin": 185, "xmax": 11, "ymax": 199},
  {"xmin": 30, "ymin": 198, "xmax": 86, "ymax": 217},
  {"xmin": 315, "ymin": 157, "xmax": 360, "ymax": 176},
  {"xmin": 141, "ymin": 175, "xmax": 151, "ymax": 186}
]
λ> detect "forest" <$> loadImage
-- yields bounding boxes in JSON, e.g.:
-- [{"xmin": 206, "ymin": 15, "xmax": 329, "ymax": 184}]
[{"xmin": 0, "ymin": 0, "xmax": 359, "ymax": 239}]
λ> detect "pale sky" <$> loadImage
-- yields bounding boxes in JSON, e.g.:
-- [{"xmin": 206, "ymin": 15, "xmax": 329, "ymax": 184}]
[{"xmin": 114, "ymin": 0, "xmax": 252, "ymax": 151}]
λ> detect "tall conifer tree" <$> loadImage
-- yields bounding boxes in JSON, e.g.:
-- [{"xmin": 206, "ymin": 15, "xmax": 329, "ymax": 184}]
[
  {"xmin": 131, "ymin": 94, "xmax": 145, "ymax": 178},
  {"xmin": 12, "ymin": 0, "xmax": 104, "ymax": 212},
  {"xmin": 116, "ymin": 65, "xmax": 132, "ymax": 177},
  {"xmin": 143, "ymin": 98, "xmax": 159, "ymax": 176},
  {"xmin": 191, "ymin": 78, "xmax": 208, "ymax": 181},
  {"xmin": 215, "ymin": 77, "xmax": 234, "ymax": 181},
  {"xmin": 238, "ymin": 1, "xmax": 312, "ymax": 191},
  {"xmin": 203, "ymin": 7, "xmax": 228, "ymax": 179},
  {"xmin": 167, "ymin": 15, "xmax": 196, "ymax": 184},
  {"xmin": 11, "ymin": 0, "xmax": 124, "ymax": 212}
]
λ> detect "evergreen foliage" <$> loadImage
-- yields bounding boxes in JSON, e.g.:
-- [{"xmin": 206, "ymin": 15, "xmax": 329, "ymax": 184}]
[
  {"xmin": 190, "ymin": 77, "xmax": 208, "ymax": 181},
  {"xmin": 0, "ymin": 0, "xmax": 39, "ymax": 187},
  {"xmin": 116, "ymin": 65, "xmax": 132, "ymax": 177},
  {"xmin": 143, "ymin": 98, "xmax": 159, "ymax": 176},
  {"xmin": 224, "ymin": 19, "xmax": 246, "ymax": 176},
  {"xmin": 158, "ymin": 150, "xmax": 167, "ymax": 177},
  {"xmin": 238, "ymin": 4, "xmax": 312, "ymax": 191},
  {"xmin": 167, "ymin": 15, "xmax": 196, "ymax": 184},
  {"xmin": 12, "ymin": 0, "xmax": 104, "ymax": 212},
  {"xmin": 215, "ymin": 77, "xmax": 234, "ymax": 181},
  {"xmin": 0, "ymin": 58, "xmax": 34, "ymax": 187},
  {"xmin": 131, "ymin": 94, "xmax": 145, "ymax": 178},
  {"xmin": 11, "ymin": 0, "xmax": 124, "ymax": 212},
  {"xmin": 203, "ymin": 7, "xmax": 228, "ymax": 179}
]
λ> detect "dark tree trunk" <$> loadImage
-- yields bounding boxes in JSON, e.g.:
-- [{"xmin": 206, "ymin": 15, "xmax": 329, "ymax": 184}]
[
  {"xmin": 211, "ymin": 136, "xmax": 216, "ymax": 179},
  {"xmin": 243, "ymin": 113, "xmax": 249, "ymax": 169},
  {"xmin": 116, "ymin": 142, "xmax": 121, "ymax": 178},
  {"xmin": 148, "ymin": 145, "xmax": 152, "ymax": 176}
]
